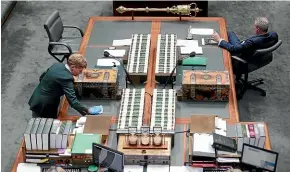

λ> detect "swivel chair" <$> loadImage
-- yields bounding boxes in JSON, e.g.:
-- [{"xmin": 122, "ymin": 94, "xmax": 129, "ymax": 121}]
[
  {"xmin": 232, "ymin": 40, "xmax": 282, "ymax": 100},
  {"xmin": 44, "ymin": 11, "xmax": 84, "ymax": 62}
]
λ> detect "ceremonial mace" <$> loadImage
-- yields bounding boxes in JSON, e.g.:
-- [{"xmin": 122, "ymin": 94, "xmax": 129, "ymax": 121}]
[{"xmin": 116, "ymin": 3, "xmax": 202, "ymax": 20}]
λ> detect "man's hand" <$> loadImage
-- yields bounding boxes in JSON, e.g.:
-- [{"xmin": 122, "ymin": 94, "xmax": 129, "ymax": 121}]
[
  {"xmin": 212, "ymin": 31, "xmax": 221, "ymax": 42},
  {"xmin": 88, "ymin": 105, "xmax": 103, "ymax": 115}
]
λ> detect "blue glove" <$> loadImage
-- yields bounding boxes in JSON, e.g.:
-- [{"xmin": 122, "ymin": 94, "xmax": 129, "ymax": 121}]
[{"xmin": 88, "ymin": 105, "xmax": 103, "ymax": 115}]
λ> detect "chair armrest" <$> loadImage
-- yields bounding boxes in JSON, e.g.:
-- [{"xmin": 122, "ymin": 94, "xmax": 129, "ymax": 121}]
[
  {"xmin": 49, "ymin": 42, "xmax": 73, "ymax": 54},
  {"xmin": 232, "ymin": 56, "xmax": 248, "ymax": 64},
  {"xmin": 63, "ymin": 25, "xmax": 84, "ymax": 37}
]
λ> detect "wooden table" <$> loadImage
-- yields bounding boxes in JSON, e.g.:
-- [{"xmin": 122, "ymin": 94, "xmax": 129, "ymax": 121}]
[{"xmin": 11, "ymin": 16, "xmax": 266, "ymax": 171}]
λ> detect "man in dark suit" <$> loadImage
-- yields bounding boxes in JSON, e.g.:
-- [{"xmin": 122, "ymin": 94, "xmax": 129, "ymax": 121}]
[
  {"xmin": 212, "ymin": 17, "xmax": 278, "ymax": 61},
  {"xmin": 28, "ymin": 54, "xmax": 100, "ymax": 118}
]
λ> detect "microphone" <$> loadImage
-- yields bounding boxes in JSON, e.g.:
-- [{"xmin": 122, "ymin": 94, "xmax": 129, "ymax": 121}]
[
  {"xmin": 103, "ymin": 51, "xmax": 135, "ymax": 88},
  {"xmin": 163, "ymin": 51, "xmax": 196, "ymax": 89},
  {"xmin": 104, "ymin": 51, "xmax": 112, "ymax": 58}
]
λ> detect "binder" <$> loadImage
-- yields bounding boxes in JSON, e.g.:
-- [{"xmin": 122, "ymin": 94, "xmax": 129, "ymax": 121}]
[
  {"xmin": 50, "ymin": 119, "xmax": 61, "ymax": 149},
  {"xmin": 36, "ymin": 118, "xmax": 47, "ymax": 150},
  {"xmin": 61, "ymin": 121, "xmax": 72, "ymax": 149},
  {"xmin": 30, "ymin": 118, "xmax": 41, "ymax": 150},
  {"xmin": 42, "ymin": 118, "xmax": 53, "ymax": 150},
  {"xmin": 212, "ymin": 133, "xmax": 237, "ymax": 152},
  {"xmin": 24, "ymin": 118, "xmax": 35, "ymax": 151}
]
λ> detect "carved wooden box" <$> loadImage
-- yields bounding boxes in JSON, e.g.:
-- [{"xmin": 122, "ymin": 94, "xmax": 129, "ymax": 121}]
[
  {"xmin": 75, "ymin": 68, "xmax": 118, "ymax": 99},
  {"xmin": 178, "ymin": 70, "xmax": 230, "ymax": 101}
]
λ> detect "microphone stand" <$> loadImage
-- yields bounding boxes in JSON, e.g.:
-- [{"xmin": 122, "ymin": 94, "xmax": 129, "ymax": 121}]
[
  {"xmin": 163, "ymin": 52, "xmax": 195, "ymax": 89},
  {"xmin": 103, "ymin": 52, "xmax": 135, "ymax": 88}
]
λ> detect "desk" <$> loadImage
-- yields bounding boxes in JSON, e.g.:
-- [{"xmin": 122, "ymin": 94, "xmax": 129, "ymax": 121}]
[{"xmin": 12, "ymin": 16, "xmax": 247, "ymax": 171}]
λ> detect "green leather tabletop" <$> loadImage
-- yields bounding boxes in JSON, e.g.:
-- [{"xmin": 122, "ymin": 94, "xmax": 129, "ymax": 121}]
[
  {"xmin": 69, "ymin": 20, "xmax": 230, "ymax": 119},
  {"xmin": 88, "ymin": 21, "xmax": 152, "ymax": 45}
]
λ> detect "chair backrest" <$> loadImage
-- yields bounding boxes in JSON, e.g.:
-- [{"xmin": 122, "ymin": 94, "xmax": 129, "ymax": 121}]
[
  {"xmin": 247, "ymin": 40, "xmax": 282, "ymax": 73},
  {"xmin": 44, "ymin": 11, "xmax": 64, "ymax": 42}
]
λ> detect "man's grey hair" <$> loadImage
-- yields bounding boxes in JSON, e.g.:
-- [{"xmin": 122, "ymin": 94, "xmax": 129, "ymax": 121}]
[{"xmin": 255, "ymin": 17, "xmax": 269, "ymax": 32}]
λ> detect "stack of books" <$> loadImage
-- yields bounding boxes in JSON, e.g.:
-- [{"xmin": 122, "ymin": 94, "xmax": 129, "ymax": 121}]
[
  {"xmin": 24, "ymin": 118, "xmax": 73, "ymax": 151},
  {"xmin": 236, "ymin": 123, "xmax": 266, "ymax": 152}
]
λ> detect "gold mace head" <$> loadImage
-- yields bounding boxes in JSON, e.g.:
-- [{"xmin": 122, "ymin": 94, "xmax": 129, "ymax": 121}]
[{"xmin": 116, "ymin": 6, "xmax": 126, "ymax": 14}]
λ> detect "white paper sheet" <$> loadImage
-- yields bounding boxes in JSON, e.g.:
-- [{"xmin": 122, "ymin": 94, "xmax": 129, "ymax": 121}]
[
  {"xmin": 97, "ymin": 58, "xmax": 121, "ymax": 66},
  {"xmin": 177, "ymin": 39, "xmax": 199, "ymax": 47},
  {"xmin": 215, "ymin": 117, "xmax": 227, "ymax": 131},
  {"xmin": 215, "ymin": 128, "xmax": 227, "ymax": 136},
  {"xmin": 190, "ymin": 28, "xmax": 214, "ymax": 35},
  {"xmin": 112, "ymin": 39, "xmax": 132, "ymax": 46},
  {"xmin": 180, "ymin": 46, "xmax": 203, "ymax": 55},
  {"xmin": 147, "ymin": 165, "xmax": 203, "ymax": 172},
  {"xmin": 17, "ymin": 163, "xmax": 41, "ymax": 172},
  {"xmin": 104, "ymin": 49, "xmax": 126, "ymax": 57},
  {"xmin": 193, "ymin": 133, "xmax": 215, "ymax": 154},
  {"xmin": 124, "ymin": 165, "xmax": 143, "ymax": 172}
]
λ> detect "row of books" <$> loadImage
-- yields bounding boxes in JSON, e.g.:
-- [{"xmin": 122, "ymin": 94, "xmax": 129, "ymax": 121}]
[
  {"xmin": 236, "ymin": 123, "xmax": 265, "ymax": 152},
  {"xmin": 24, "ymin": 118, "xmax": 73, "ymax": 151}
]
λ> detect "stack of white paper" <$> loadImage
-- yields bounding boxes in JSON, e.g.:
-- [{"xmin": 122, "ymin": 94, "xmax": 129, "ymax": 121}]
[
  {"xmin": 217, "ymin": 157, "xmax": 240, "ymax": 163},
  {"xmin": 104, "ymin": 49, "xmax": 126, "ymax": 57},
  {"xmin": 177, "ymin": 39, "xmax": 203, "ymax": 55},
  {"xmin": 193, "ymin": 133, "xmax": 215, "ymax": 157},
  {"xmin": 17, "ymin": 163, "xmax": 41, "ymax": 172},
  {"xmin": 97, "ymin": 59, "xmax": 120, "ymax": 66},
  {"xmin": 215, "ymin": 117, "xmax": 227, "ymax": 136},
  {"xmin": 180, "ymin": 46, "xmax": 203, "ymax": 55},
  {"xmin": 177, "ymin": 39, "xmax": 199, "ymax": 47},
  {"xmin": 147, "ymin": 165, "xmax": 203, "ymax": 172},
  {"xmin": 190, "ymin": 28, "xmax": 214, "ymax": 35},
  {"xmin": 112, "ymin": 39, "xmax": 132, "ymax": 46},
  {"xmin": 124, "ymin": 165, "xmax": 143, "ymax": 172}
]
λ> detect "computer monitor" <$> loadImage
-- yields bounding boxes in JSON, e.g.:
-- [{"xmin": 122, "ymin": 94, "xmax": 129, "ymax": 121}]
[
  {"xmin": 241, "ymin": 144, "xmax": 278, "ymax": 172},
  {"xmin": 92, "ymin": 143, "xmax": 124, "ymax": 172}
]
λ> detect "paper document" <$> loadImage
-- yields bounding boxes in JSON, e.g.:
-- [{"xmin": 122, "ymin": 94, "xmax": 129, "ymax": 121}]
[
  {"xmin": 147, "ymin": 165, "xmax": 203, "ymax": 172},
  {"xmin": 104, "ymin": 49, "xmax": 126, "ymax": 57},
  {"xmin": 97, "ymin": 59, "xmax": 121, "ymax": 66},
  {"xmin": 217, "ymin": 157, "xmax": 240, "ymax": 163},
  {"xmin": 177, "ymin": 39, "xmax": 199, "ymax": 47},
  {"xmin": 124, "ymin": 165, "xmax": 143, "ymax": 172},
  {"xmin": 193, "ymin": 133, "xmax": 215, "ymax": 154},
  {"xmin": 17, "ymin": 163, "xmax": 41, "ymax": 172},
  {"xmin": 215, "ymin": 117, "xmax": 227, "ymax": 131},
  {"xmin": 180, "ymin": 46, "xmax": 203, "ymax": 55},
  {"xmin": 190, "ymin": 28, "xmax": 214, "ymax": 35},
  {"xmin": 215, "ymin": 129, "xmax": 227, "ymax": 136},
  {"xmin": 112, "ymin": 39, "xmax": 132, "ymax": 46}
]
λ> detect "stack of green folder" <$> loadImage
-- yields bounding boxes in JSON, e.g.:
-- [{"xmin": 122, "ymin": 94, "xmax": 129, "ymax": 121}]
[
  {"xmin": 182, "ymin": 56, "xmax": 207, "ymax": 66},
  {"xmin": 71, "ymin": 133, "xmax": 101, "ymax": 154}
]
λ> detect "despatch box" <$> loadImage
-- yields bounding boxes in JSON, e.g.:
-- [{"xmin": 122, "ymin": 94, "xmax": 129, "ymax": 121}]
[
  {"xmin": 178, "ymin": 70, "xmax": 230, "ymax": 101},
  {"xmin": 74, "ymin": 68, "xmax": 119, "ymax": 99}
]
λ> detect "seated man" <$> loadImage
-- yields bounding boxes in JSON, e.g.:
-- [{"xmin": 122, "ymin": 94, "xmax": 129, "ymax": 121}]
[
  {"xmin": 28, "ymin": 54, "xmax": 101, "ymax": 118},
  {"xmin": 212, "ymin": 17, "xmax": 278, "ymax": 61}
]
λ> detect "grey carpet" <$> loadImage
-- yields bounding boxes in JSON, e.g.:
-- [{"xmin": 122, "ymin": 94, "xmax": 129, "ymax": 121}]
[{"xmin": 1, "ymin": 1, "xmax": 290, "ymax": 172}]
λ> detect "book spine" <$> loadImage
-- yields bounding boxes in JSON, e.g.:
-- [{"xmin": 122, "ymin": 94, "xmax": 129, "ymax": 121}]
[
  {"xmin": 257, "ymin": 123, "xmax": 266, "ymax": 148},
  {"xmin": 248, "ymin": 124, "xmax": 256, "ymax": 145},
  {"xmin": 254, "ymin": 124, "xmax": 260, "ymax": 146},
  {"xmin": 248, "ymin": 124, "xmax": 255, "ymax": 137},
  {"xmin": 236, "ymin": 123, "xmax": 243, "ymax": 138},
  {"xmin": 241, "ymin": 124, "xmax": 249, "ymax": 144},
  {"xmin": 24, "ymin": 134, "xmax": 32, "ymax": 151}
]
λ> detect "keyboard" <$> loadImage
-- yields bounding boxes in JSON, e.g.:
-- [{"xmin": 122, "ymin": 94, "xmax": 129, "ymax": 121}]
[{"xmin": 41, "ymin": 167, "xmax": 81, "ymax": 172}]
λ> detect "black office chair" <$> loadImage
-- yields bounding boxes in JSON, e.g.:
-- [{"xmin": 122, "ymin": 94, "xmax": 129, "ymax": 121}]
[
  {"xmin": 232, "ymin": 40, "xmax": 282, "ymax": 100},
  {"xmin": 44, "ymin": 11, "xmax": 84, "ymax": 62}
]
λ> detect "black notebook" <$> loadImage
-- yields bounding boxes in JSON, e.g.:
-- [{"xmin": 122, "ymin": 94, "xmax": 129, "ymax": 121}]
[{"xmin": 212, "ymin": 133, "xmax": 237, "ymax": 152}]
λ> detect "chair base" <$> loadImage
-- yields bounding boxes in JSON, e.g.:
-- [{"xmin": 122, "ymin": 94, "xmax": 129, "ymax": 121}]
[{"xmin": 236, "ymin": 78, "xmax": 266, "ymax": 100}]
